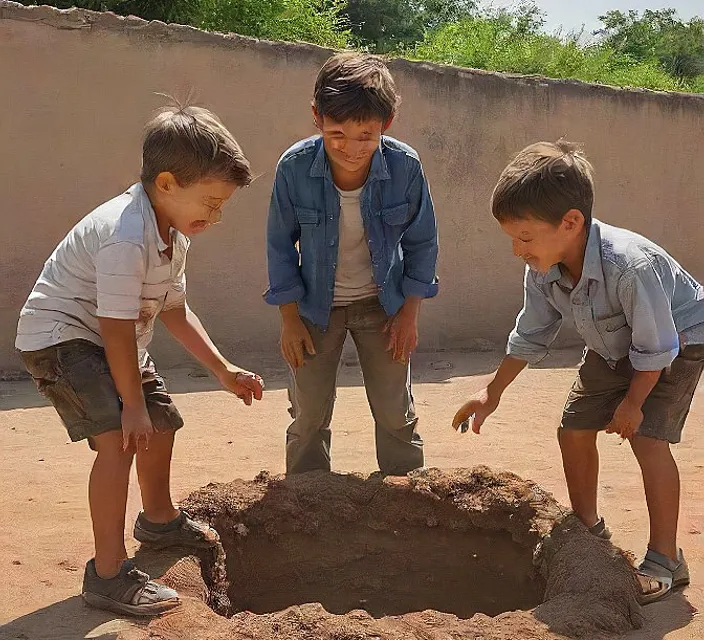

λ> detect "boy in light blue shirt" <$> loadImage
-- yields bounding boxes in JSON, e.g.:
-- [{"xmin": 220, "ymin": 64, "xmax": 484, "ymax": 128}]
[{"xmin": 453, "ymin": 140, "xmax": 704, "ymax": 605}]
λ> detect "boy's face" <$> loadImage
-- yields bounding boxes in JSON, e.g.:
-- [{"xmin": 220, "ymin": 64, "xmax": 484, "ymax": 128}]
[
  {"xmin": 154, "ymin": 175, "xmax": 237, "ymax": 237},
  {"xmin": 500, "ymin": 210, "xmax": 585, "ymax": 274},
  {"xmin": 313, "ymin": 108, "xmax": 392, "ymax": 178}
]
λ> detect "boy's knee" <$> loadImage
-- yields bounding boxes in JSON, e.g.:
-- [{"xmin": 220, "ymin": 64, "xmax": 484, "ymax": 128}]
[
  {"xmin": 629, "ymin": 434, "xmax": 671, "ymax": 459},
  {"xmin": 558, "ymin": 427, "xmax": 597, "ymax": 448},
  {"xmin": 92, "ymin": 430, "xmax": 133, "ymax": 462}
]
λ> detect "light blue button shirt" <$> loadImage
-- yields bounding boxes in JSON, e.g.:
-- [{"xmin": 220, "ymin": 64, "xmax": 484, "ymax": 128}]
[{"xmin": 508, "ymin": 219, "xmax": 704, "ymax": 370}]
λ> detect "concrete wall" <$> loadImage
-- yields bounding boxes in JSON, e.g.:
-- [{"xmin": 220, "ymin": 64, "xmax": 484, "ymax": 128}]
[{"xmin": 1, "ymin": 1, "xmax": 704, "ymax": 370}]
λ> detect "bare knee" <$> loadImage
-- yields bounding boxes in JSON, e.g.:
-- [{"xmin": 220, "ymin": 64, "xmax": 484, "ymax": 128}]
[
  {"xmin": 92, "ymin": 430, "xmax": 133, "ymax": 467},
  {"xmin": 558, "ymin": 428, "xmax": 598, "ymax": 450},
  {"xmin": 629, "ymin": 434, "xmax": 673, "ymax": 464}
]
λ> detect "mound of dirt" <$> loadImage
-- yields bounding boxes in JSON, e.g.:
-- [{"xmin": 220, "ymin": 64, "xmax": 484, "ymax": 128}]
[{"xmin": 119, "ymin": 467, "xmax": 643, "ymax": 640}]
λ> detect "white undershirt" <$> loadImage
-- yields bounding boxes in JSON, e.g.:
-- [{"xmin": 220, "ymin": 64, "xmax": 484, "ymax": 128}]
[{"xmin": 333, "ymin": 186, "xmax": 378, "ymax": 306}]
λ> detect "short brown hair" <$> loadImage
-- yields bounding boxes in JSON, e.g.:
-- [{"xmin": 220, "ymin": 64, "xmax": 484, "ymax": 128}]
[
  {"xmin": 313, "ymin": 53, "xmax": 400, "ymax": 123},
  {"xmin": 141, "ymin": 104, "xmax": 252, "ymax": 187},
  {"xmin": 491, "ymin": 140, "xmax": 595, "ymax": 227}
]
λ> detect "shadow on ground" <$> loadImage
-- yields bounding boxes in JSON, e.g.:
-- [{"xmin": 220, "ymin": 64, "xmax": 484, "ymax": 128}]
[{"xmin": 0, "ymin": 348, "xmax": 584, "ymax": 411}]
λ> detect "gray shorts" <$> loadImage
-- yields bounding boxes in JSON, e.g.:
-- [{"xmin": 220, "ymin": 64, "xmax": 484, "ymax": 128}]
[
  {"xmin": 561, "ymin": 346, "xmax": 704, "ymax": 443},
  {"xmin": 19, "ymin": 339, "xmax": 183, "ymax": 448}
]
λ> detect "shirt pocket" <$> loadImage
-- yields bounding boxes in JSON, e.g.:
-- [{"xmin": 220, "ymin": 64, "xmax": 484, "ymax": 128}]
[
  {"xmin": 595, "ymin": 312, "xmax": 631, "ymax": 354},
  {"xmin": 380, "ymin": 202, "xmax": 411, "ymax": 226},
  {"xmin": 295, "ymin": 207, "xmax": 321, "ymax": 226}
]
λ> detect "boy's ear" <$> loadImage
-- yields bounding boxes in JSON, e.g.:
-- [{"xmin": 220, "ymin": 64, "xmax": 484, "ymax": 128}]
[
  {"xmin": 311, "ymin": 104, "xmax": 323, "ymax": 130},
  {"xmin": 382, "ymin": 114, "xmax": 395, "ymax": 132},
  {"xmin": 563, "ymin": 209, "xmax": 585, "ymax": 232},
  {"xmin": 154, "ymin": 172, "xmax": 177, "ymax": 194}
]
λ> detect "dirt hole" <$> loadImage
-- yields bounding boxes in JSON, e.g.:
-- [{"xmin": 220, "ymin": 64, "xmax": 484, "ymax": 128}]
[
  {"xmin": 222, "ymin": 522, "xmax": 543, "ymax": 619},
  {"xmin": 185, "ymin": 471, "xmax": 549, "ymax": 621}
]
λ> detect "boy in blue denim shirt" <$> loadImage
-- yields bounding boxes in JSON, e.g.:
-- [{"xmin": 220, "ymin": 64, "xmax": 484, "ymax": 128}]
[
  {"xmin": 265, "ymin": 53, "xmax": 439, "ymax": 476},
  {"xmin": 453, "ymin": 140, "xmax": 704, "ymax": 605}
]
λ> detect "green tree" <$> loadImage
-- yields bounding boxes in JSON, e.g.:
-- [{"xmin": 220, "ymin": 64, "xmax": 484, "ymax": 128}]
[
  {"xmin": 19, "ymin": 0, "xmax": 349, "ymax": 47},
  {"xmin": 409, "ymin": 5, "xmax": 688, "ymax": 92},
  {"xmin": 597, "ymin": 9, "xmax": 704, "ymax": 80},
  {"xmin": 17, "ymin": 0, "xmax": 200, "ymax": 23},
  {"xmin": 344, "ymin": 0, "xmax": 476, "ymax": 52},
  {"xmin": 199, "ymin": 0, "xmax": 349, "ymax": 47}
]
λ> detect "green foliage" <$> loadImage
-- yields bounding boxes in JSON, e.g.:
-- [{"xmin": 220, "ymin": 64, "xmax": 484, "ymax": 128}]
[
  {"xmin": 408, "ymin": 5, "xmax": 699, "ymax": 92},
  {"xmin": 344, "ymin": 0, "xmax": 475, "ymax": 52},
  {"xmin": 17, "ymin": 0, "xmax": 201, "ymax": 23},
  {"xmin": 597, "ymin": 9, "xmax": 704, "ymax": 80}
]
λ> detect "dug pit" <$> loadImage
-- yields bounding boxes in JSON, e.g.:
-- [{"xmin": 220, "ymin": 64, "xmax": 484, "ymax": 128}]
[{"xmin": 130, "ymin": 467, "xmax": 644, "ymax": 640}]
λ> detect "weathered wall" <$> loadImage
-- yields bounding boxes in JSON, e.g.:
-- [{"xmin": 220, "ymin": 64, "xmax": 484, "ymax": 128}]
[{"xmin": 1, "ymin": 1, "xmax": 703, "ymax": 370}]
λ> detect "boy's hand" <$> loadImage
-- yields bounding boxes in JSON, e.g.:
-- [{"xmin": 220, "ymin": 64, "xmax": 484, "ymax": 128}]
[
  {"xmin": 280, "ymin": 315, "xmax": 316, "ymax": 369},
  {"xmin": 605, "ymin": 397, "xmax": 644, "ymax": 440},
  {"xmin": 122, "ymin": 403, "xmax": 154, "ymax": 452},
  {"xmin": 385, "ymin": 298, "xmax": 421, "ymax": 364},
  {"xmin": 452, "ymin": 387, "xmax": 500, "ymax": 434},
  {"xmin": 217, "ymin": 366, "xmax": 265, "ymax": 406}
]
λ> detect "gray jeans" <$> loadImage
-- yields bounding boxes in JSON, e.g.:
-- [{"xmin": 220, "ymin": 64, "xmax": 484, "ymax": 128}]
[{"xmin": 286, "ymin": 298, "xmax": 423, "ymax": 475}]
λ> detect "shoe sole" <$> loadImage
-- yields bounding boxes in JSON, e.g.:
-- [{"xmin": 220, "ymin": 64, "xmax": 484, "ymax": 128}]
[{"xmin": 82, "ymin": 591, "xmax": 181, "ymax": 617}]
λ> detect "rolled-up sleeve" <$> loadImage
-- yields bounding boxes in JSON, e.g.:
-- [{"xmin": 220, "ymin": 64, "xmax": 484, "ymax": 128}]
[
  {"xmin": 95, "ymin": 242, "xmax": 146, "ymax": 319},
  {"xmin": 619, "ymin": 261, "xmax": 679, "ymax": 371},
  {"xmin": 264, "ymin": 163, "xmax": 306, "ymax": 306},
  {"xmin": 507, "ymin": 267, "xmax": 563, "ymax": 364},
  {"xmin": 401, "ymin": 161, "xmax": 439, "ymax": 299}
]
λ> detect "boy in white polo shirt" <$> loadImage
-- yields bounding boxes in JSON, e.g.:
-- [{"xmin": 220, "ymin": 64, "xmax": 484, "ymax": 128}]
[{"xmin": 16, "ymin": 104, "xmax": 264, "ymax": 616}]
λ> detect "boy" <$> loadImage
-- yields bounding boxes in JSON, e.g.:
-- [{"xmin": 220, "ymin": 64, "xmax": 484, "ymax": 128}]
[
  {"xmin": 265, "ymin": 53, "xmax": 438, "ymax": 476},
  {"xmin": 16, "ymin": 104, "xmax": 264, "ymax": 616},
  {"xmin": 452, "ymin": 140, "xmax": 703, "ymax": 605}
]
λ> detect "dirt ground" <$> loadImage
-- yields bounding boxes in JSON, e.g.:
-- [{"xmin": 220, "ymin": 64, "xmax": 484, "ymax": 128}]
[{"xmin": 0, "ymin": 349, "xmax": 702, "ymax": 639}]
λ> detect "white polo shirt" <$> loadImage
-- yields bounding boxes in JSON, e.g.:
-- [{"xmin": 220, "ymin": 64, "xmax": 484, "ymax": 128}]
[{"xmin": 16, "ymin": 183, "xmax": 189, "ymax": 368}]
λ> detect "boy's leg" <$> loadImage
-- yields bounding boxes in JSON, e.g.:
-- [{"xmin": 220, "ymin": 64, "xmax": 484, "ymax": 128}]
[
  {"xmin": 90, "ymin": 430, "xmax": 134, "ymax": 578},
  {"xmin": 286, "ymin": 309, "xmax": 347, "ymax": 474},
  {"xmin": 133, "ymin": 370, "xmax": 218, "ymax": 548},
  {"xmin": 348, "ymin": 299, "xmax": 423, "ymax": 476},
  {"xmin": 630, "ymin": 344, "xmax": 704, "ymax": 562},
  {"xmin": 560, "ymin": 350, "xmax": 630, "ymax": 528},
  {"xmin": 557, "ymin": 429, "xmax": 600, "ymax": 527},
  {"xmin": 629, "ymin": 436, "xmax": 679, "ymax": 561},
  {"xmin": 135, "ymin": 430, "xmax": 179, "ymax": 525}
]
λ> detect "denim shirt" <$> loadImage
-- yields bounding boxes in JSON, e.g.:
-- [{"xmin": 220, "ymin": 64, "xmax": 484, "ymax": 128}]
[
  {"xmin": 508, "ymin": 219, "xmax": 704, "ymax": 370},
  {"xmin": 264, "ymin": 135, "xmax": 439, "ymax": 329}
]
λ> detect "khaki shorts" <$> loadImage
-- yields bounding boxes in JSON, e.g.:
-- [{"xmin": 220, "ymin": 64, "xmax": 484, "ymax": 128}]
[
  {"xmin": 19, "ymin": 339, "xmax": 183, "ymax": 449},
  {"xmin": 561, "ymin": 346, "xmax": 704, "ymax": 443}
]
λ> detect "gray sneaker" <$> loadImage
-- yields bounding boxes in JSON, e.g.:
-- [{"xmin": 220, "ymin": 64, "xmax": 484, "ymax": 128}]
[
  {"xmin": 134, "ymin": 510, "xmax": 219, "ymax": 550},
  {"xmin": 82, "ymin": 558, "xmax": 180, "ymax": 617}
]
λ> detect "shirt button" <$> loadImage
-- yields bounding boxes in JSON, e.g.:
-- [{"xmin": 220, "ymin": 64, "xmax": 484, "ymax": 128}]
[{"xmin": 329, "ymin": 239, "xmax": 336, "ymax": 246}]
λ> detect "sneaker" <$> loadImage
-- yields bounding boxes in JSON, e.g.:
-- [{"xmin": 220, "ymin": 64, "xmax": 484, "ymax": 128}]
[
  {"xmin": 133, "ymin": 510, "xmax": 219, "ymax": 550},
  {"xmin": 82, "ymin": 558, "xmax": 180, "ymax": 616}
]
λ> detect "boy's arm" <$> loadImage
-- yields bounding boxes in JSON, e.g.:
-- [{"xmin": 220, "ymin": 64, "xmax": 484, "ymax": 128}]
[
  {"xmin": 262, "ymin": 162, "xmax": 316, "ymax": 369},
  {"xmin": 263, "ymin": 164, "xmax": 305, "ymax": 307},
  {"xmin": 159, "ymin": 298, "xmax": 263, "ymax": 406},
  {"xmin": 401, "ymin": 161, "xmax": 439, "ymax": 301},
  {"xmin": 453, "ymin": 267, "xmax": 561, "ymax": 433},
  {"xmin": 507, "ymin": 266, "xmax": 563, "ymax": 364},
  {"xmin": 386, "ymin": 162, "xmax": 438, "ymax": 362},
  {"xmin": 95, "ymin": 242, "xmax": 152, "ymax": 451},
  {"xmin": 607, "ymin": 262, "xmax": 679, "ymax": 438},
  {"xmin": 452, "ymin": 355, "xmax": 528, "ymax": 433}
]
